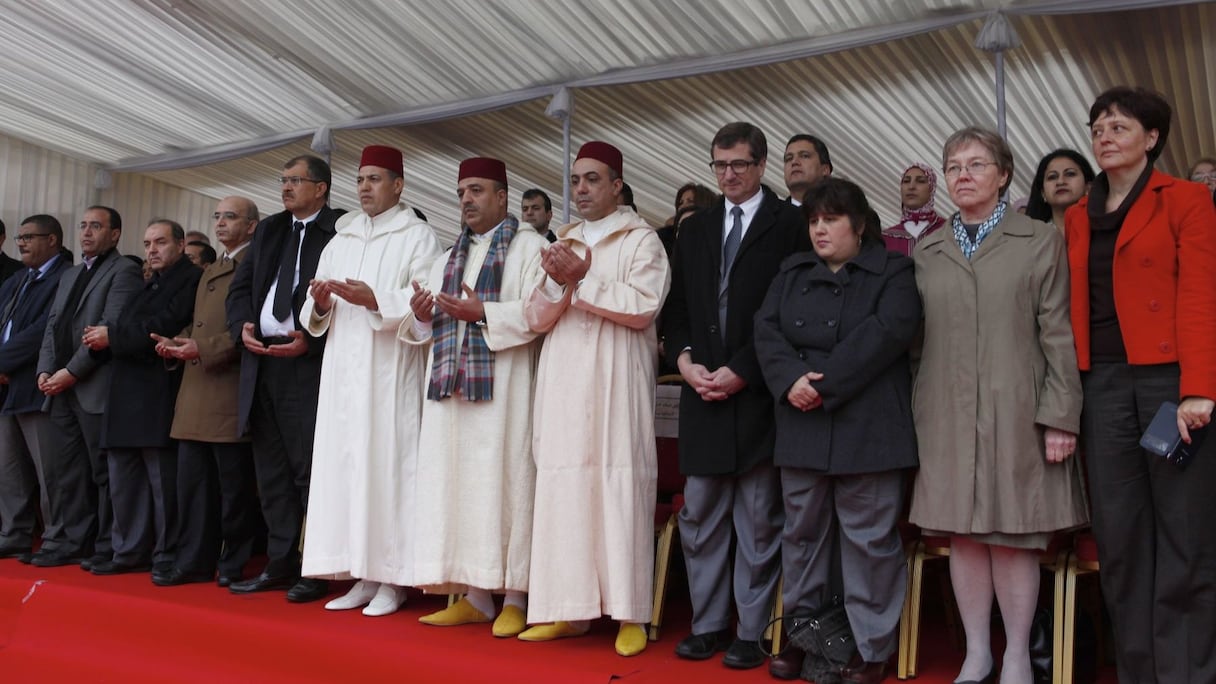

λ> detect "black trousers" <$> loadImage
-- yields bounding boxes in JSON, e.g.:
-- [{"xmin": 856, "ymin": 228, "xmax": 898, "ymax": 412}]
[
  {"xmin": 249, "ymin": 356, "xmax": 318, "ymax": 577},
  {"xmin": 174, "ymin": 439, "xmax": 261, "ymax": 576},
  {"xmin": 1081, "ymin": 362, "xmax": 1216, "ymax": 684},
  {"xmin": 48, "ymin": 390, "xmax": 110, "ymax": 557},
  {"xmin": 107, "ymin": 445, "xmax": 177, "ymax": 565}
]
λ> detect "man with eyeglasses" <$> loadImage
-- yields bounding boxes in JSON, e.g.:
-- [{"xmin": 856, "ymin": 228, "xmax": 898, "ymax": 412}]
[
  {"xmin": 150, "ymin": 197, "xmax": 263, "ymax": 587},
  {"xmin": 226, "ymin": 156, "xmax": 343, "ymax": 603},
  {"xmin": 661, "ymin": 122, "xmax": 806, "ymax": 674},
  {"xmin": 0, "ymin": 215, "xmax": 72, "ymax": 561},
  {"xmin": 34, "ymin": 206, "xmax": 142, "ymax": 568},
  {"xmin": 783, "ymin": 134, "xmax": 833, "ymax": 205},
  {"xmin": 0, "ymin": 219, "xmax": 23, "ymax": 287}
]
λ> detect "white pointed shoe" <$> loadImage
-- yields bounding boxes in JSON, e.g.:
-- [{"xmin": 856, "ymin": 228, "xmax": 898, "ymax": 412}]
[
  {"xmin": 324, "ymin": 580, "xmax": 379, "ymax": 611},
  {"xmin": 362, "ymin": 584, "xmax": 406, "ymax": 617}
]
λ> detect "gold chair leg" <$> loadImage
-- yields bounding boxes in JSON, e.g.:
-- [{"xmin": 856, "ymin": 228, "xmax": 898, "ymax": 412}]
[
  {"xmin": 906, "ymin": 542, "xmax": 927, "ymax": 678},
  {"xmin": 897, "ymin": 541, "xmax": 920, "ymax": 679},
  {"xmin": 767, "ymin": 574, "xmax": 784, "ymax": 655},
  {"xmin": 1061, "ymin": 554, "xmax": 1079, "ymax": 684},
  {"xmin": 649, "ymin": 515, "xmax": 677, "ymax": 641},
  {"xmin": 1051, "ymin": 549, "xmax": 1067, "ymax": 684}
]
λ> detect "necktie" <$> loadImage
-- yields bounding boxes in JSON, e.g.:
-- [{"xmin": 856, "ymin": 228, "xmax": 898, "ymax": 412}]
[
  {"xmin": 221, "ymin": 253, "xmax": 231, "ymax": 265},
  {"xmin": 722, "ymin": 206, "xmax": 743, "ymax": 277},
  {"xmin": 273, "ymin": 221, "xmax": 305, "ymax": 321},
  {"xmin": 1, "ymin": 269, "xmax": 35, "ymax": 342}
]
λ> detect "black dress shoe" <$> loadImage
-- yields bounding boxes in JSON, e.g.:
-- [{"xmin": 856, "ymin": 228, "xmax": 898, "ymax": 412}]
[
  {"xmin": 721, "ymin": 638, "xmax": 767, "ymax": 669},
  {"xmin": 286, "ymin": 577, "xmax": 329, "ymax": 603},
  {"xmin": 217, "ymin": 573, "xmax": 241, "ymax": 588},
  {"xmin": 0, "ymin": 543, "xmax": 30, "ymax": 559},
  {"xmin": 79, "ymin": 553, "xmax": 110, "ymax": 572},
  {"xmin": 91, "ymin": 559, "xmax": 152, "ymax": 575},
  {"xmin": 769, "ymin": 646, "xmax": 806, "ymax": 680},
  {"xmin": 674, "ymin": 629, "xmax": 732, "ymax": 660},
  {"xmin": 30, "ymin": 549, "xmax": 87, "ymax": 567},
  {"xmin": 229, "ymin": 571, "xmax": 293, "ymax": 594},
  {"xmin": 842, "ymin": 659, "xmax": 888, "ymax": 684},
  {"xmin": 152, "ymin": 567, "xmax": 215, "ymax": 586},
  {"xmin": 17, "ymin": 551, "xmax": 34, "ymax": 564}
]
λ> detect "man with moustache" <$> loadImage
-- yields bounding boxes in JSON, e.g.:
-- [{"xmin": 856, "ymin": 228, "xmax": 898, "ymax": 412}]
[
  {"xmin": 406, "ymin": 157, "xmax": 548, "ymax": 637},
  {"xmin": 0, "ymin": 215, "xmax": 72, "ymax": 560},
  {"xmin": 150, "ymin": 197, "xmax": 262, "ymax": 587},
  {"xmin": 226, "ymin": 156, "xmax": 343, "ymax": 602},
  {"xmin": 662, "ymin": 122, "xmax": 806, "ymax": 674},
  {"xmin": 82, "ymin": 219, "xmax": 200, "ymax": 576},
  {"xmin": 783, "ymin": 134, "xmax": 833, "ymax": 205},
  {"xmin": 519, "ymin": 142, "xmax": 671, "ymax": 657},
  {"xmin": 299, "ymin": 145, "xmax": 440, "ymax": 617},
  {"xmin": 35, "ymin": 206, "xmax": 142, "ymax": 568}
]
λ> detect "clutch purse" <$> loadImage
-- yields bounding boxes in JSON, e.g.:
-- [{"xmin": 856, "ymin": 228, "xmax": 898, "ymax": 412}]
[{"xmin": 1140, "ymin": 401, "xmax": 1207, "ymax": 469}]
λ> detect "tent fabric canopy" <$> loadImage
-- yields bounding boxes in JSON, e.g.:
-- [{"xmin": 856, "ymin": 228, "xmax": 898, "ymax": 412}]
[{"xmin": 0, "ymin": 0, "xmax": 1211, "ymax": 241}]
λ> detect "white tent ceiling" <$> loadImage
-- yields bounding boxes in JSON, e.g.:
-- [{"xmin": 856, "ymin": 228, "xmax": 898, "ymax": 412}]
[{"xmin": 0, "ymin": 0, "xmax": 1212, "ymax": 240}]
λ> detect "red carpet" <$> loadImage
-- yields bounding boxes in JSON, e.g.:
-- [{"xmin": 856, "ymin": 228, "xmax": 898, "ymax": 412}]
[{"xmin": 0, "ymin": 558, "xmax": 1113, "ymax": 683}]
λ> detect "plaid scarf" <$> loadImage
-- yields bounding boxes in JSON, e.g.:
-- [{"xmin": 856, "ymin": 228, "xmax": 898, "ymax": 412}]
[
  {"xmin": 951, "ymin": 200, "xmax": 1007, "ymax": 260},
  {"xmin": 426, "ymin": 214, "xmax": 518, "ymax": 402}
]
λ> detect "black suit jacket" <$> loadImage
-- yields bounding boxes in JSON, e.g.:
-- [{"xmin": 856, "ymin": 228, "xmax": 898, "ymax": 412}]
[
  {"xmin": 101, "ymin": 257, "xmax": 201, "ymax": 448},
  {"xmin": 0, "ymin": 254, "xmax": 72, "ymax": 414},
  {"xmin": 0, "ymin": 252, "xmax": 22, "ymax": 288},
  {"xmin": 661, "ymin": 186, "xmax": 808, "ymax": 475},
  {"xmin": 226, "ymin": 206, "xmax": 342, "ymax": 436}
]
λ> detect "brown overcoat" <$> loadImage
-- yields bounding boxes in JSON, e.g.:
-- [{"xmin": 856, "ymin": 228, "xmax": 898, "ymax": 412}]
[
  {"xmin": 170, "ymin": 250, "xmax": 247, "ymax": 443},
  {"xmin": 909, "ymin": 212, "xmax": 1087, "ymax": 535}
]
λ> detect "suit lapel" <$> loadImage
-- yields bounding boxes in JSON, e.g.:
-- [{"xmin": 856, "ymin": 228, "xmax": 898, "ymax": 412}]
[{"xmin": 78, "ymin": 255, "xmax": 118, "ymax": 313}]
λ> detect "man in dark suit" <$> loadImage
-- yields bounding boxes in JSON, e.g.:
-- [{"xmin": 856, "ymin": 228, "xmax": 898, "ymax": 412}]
[
  {"xmin": 151, "ymin": 197, "xmax": 262, "ymax": 587},
  {"xmin": 0, "ymin": 219, "xmax": 24, "ymax": 287},
  {"xmin": 0, "ymin": 215, "xmax": 72, "ymax": 559},
  {"xmin": 226, "ymin": 155, "xmax": 342, "ymax": 602},
  {"xmin": 34, "ymin": 205, "xmax": 142, "ymax": 568},
  {"xmin": 661, "ymin": 122, "xmax": 807, "ymax": 673},
  {"xmin": 783, "ymin": 134, "xmax": 833, "ymax": 206},
  {"xmin": 81, "ymin": 219, "xmax": 200, "ymax": 575}
]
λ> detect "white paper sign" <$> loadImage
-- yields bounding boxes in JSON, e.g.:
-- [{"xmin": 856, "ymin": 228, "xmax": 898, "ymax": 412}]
[{"xmin": 654, "ymin": 384, "xmax": 681, "ymax": 439}]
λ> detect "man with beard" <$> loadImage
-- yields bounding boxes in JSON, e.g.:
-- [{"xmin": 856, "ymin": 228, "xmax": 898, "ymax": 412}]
[{"xmin": 226, "ymin": 156, "xmax": 343, "ymax": 603}]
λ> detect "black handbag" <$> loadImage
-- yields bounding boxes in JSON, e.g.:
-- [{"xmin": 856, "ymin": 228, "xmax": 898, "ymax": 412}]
[{"xmin": 776, "ymin": 596, "xmax": 858, "ymax": 683}]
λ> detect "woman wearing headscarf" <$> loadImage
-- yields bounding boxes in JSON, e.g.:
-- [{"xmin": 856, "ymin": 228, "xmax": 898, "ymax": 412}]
[
  {"xmin": 910, "ymin": 127, "xmax": 1086, "ymax": 684},
  {"xmin": 1025, "ymin": 149, "xmax": 1095, "ymax": 230},
  {"xmin": 1065, "ymin": 86, "xmax": 1216, "ymax": 684},
  {"xmin": 882, "ymin": 163, "xmax": 947, "ymax": 256}
]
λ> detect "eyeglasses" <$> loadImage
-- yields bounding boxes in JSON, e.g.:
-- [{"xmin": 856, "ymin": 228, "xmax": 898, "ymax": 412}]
[
  {"xmin": 709, "ymin": 159, "xmax": 758, "ymax": 176},
  {"xmin": 943, "ymin": 161, "xmax": 999, "ymax": 178},
  {"xmin": 1191, "ymin": 172, "xmax": 1216, "ymax": 183},
  {"xmin": 212, "ymin": 211, "xmax": 253, "ymax": 221},
  {"xmin": 14, "ymin": 233, "xmax": 51, "ymax": 243},
  {"xmin": 279, "ymin": 176, "xmax": 322, "ymax": 186}
]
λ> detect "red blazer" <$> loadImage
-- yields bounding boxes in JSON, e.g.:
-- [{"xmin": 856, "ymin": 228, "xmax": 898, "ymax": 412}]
[{"xmin": 1065, "ymin": 170, "xmax": 1216, "ymax": 400}]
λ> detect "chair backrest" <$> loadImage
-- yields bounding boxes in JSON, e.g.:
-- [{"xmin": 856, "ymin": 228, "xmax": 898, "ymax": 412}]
[{"xmin": 655, "ymin": 374, "xmax": 686, "ymax": 497}]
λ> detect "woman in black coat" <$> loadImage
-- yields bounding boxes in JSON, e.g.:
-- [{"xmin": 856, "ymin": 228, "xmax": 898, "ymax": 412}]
[{"xmin": 755, "ymin": 178, "xmax": 922, "ymax": 683}]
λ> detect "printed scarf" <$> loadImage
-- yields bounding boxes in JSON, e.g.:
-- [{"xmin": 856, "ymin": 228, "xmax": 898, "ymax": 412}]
[
  {"xmin": 426, "ymin": 214, "xmax": 518, "ymax": 401},
  {"xmin": 951, "ymin": 200, "xmax": 1007, "ymax": 260}
]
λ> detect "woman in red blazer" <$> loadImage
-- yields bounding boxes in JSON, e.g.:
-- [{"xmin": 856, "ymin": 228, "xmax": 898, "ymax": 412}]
[{"xmin": 1065, "ymin": 86, "xmax": 1216, "ymax": 684}]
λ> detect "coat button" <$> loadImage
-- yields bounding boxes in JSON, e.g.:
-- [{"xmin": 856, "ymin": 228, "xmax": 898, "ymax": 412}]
[
  {"xmin": 826, "ymin": 319, "xmax": 837, "ymax": 327},
  {"xmin": 708, "ymin": 324, "xmax": 718, "ymax": 334},
  {"xmin": 1159, "ymin": 341, "xmax": 1171, "ymax": 353},
  {"xmin": 794, "ymin": 318, "xmax": 805, "ymax": 327},
  {"xmin": 1141, "ymin": 257, "xmax": 1152, "ymax": 267},
  {"xmin": 801, "ymin": 286, "xmax": 809, "ymax": 295},
  {"xmin": 1148, "ymin": 300, "xmax": 1161, "ymax": 311},
  {"xmin": 833, "ymin": 287, "xmax": 841, "ymax": 296},
  {"xmin": 191, "ymin": 359, "xmax": 199, "ymax": 365},
  {"xmin": 798, "ymin": 351, "xmax": 807, "ymax": 360},
  {"xmin": 208, "ymin": 284, "xmax": 216, "ymax": 291},
  {"xmin": 196, "ymin": 321, "xmax": 204, "ymax": 327}
]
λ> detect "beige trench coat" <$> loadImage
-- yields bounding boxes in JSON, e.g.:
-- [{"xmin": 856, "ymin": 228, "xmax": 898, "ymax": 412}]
[{"xmin": 909, "ymin": 212, "xmax": 1088, "ymax": 535}]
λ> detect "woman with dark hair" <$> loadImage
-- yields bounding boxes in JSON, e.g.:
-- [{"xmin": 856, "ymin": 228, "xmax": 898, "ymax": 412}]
[
  {"xmin": 1025, "ymin": 148, "xmax": 1095, "ymax": 228},
  {"xmin": 755, "ymin": 177, "xmax": 921, "ymax": 683},
  {"xmin": 1065, "ymin": 86, "xmax": 1216, "ymax": 684},
  {"xmin": 882, "ymin": 163, "xmax": 947, "ymax": 255},
  {"xmin": 910, "ymin": 127, "xmax": 1085, "ymax": 684},
  {"xmin": 673, "ymin": 182, "xmax": 718, "ymax": 214}
]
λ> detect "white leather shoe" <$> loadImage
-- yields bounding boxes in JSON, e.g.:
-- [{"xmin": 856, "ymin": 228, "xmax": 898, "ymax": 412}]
[
  {"xmin": 324, "ymin": 580, "xmax": 379, "ymax": 611},
  {"xmin": 362, "ymin": 584, "xmax": 406, "ymax": 617}
]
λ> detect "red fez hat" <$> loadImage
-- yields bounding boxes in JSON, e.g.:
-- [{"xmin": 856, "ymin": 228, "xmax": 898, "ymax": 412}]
[
  {"xmin": 360, "ymin": 145, "xmax": 403, "ymax": 176},
  {"xmin": 576, "ymin": 141, "xmax": 623, "ymax": 178},
  {"xmin": 458, "ymin": 157, "xmax": 507, "ymax": 185}
]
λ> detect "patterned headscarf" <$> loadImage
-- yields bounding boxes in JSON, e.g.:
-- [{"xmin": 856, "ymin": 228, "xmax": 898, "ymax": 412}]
[{"xmin": 900, "ymin": 162, "xmax": 939, "ymax": 223}]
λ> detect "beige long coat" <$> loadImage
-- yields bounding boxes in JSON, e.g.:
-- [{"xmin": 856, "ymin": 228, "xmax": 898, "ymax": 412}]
[
  {"xmin": 524, "ymin": 207, "xmax": 671, "ymax": 623},
  {"xmin": 909, "ymin": 212, "xmax": 1088, "ymax": 535},
  {"xmin": 170, "ymin": 250, "xmax": 247, "ymax": 443}
]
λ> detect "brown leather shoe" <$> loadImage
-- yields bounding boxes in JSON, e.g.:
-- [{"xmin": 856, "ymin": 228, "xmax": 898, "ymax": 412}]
[
  {"xmin": 841, "ymin": 657, "xmax": 887, "ymax": 684},
  {"xmin": 768, "ymin": 646, "xmax": 805, "ymax": 680}
]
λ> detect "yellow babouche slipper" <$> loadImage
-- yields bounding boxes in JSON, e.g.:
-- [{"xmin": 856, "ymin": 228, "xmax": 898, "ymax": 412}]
[
  {"xmin": 517, "ymin": 621, "xmax": 589, "ymax": 642},
  {"xmin": 615, "ymin": 622, "xmax": 647, "ymax": 657},
  {"xmin": 418, "ymin": 597, "xmax": 491, "ymax": 626},
  {"xmin": 492, "ymin": 604, "xmax": 527, "ymax": 638}
]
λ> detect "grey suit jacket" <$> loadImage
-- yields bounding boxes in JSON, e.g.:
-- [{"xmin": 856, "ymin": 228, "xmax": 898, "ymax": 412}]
[{"xmin": 37, "ymin": 252, "xmax": 143, "ymax": 414}]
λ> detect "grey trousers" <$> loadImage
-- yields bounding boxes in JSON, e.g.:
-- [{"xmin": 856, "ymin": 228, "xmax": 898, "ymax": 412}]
[
  {"xmin": 107, "ymin": 446, "xmax": 177, "ymax": 565},
  {"xmin": 1082, "ymin": 362, "xmax": 1216, "ymax": 684},
  {"xmin": 780, "ymin": 467, "xmax": 906, "ymax": 662},
  {"xmin": 0, "ymin": 412, "xmax": 56, "ymax": 549},
  {"xmin": 48, "ymin": 391, "xmax": 108, "ymax": 556},
  {"xmin": 679, "ymin": 461, "xmax": 784, "ymax": 640}
]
